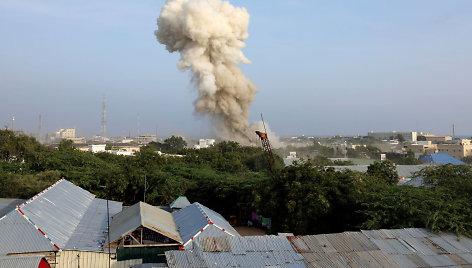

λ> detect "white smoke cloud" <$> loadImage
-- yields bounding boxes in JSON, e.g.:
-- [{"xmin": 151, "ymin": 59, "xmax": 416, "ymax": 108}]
[{"xmin": 155, "ymin": 0, "xmax": 261, "ymax": 145}]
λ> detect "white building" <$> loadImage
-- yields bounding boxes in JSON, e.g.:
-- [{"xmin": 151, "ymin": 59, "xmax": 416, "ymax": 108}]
[
  {"xmin": 89, "ymin": 144, "xmax": 106, "ymax": 153},
  {"xmin": 194, "ymin": 138, "xmax": 216, "ymax": 149},
  {"xmin": 109, "ymin": 150, "xmax": 133, "ymax": 156},
  {"xmin": 56, "ymin": 129, "xmax": 76, "ymax": 139}
]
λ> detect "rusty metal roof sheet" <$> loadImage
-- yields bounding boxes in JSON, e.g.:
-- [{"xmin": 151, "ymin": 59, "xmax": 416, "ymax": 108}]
[
  {"xmin": 165, "ymin": 235, "xmax": 306, "ymax": 268},
  {"xmin": 287, "ymin": 232, "xmax": 400, "ymax": 268}
]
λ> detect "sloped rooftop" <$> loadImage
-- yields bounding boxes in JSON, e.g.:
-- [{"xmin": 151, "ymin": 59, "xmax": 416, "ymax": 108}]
[
  {"xmin": 172, "ymin": 202, "xmax": 239, "ymax": 248},
  {"xmin": 107, "ymin": 201, "xmax": 182, "ymax": 246},
  {"xmin": 0, "ymin": 255, "xmax": 48, "ymax": 268},
  {"xmin": 169, "ymin": 196, "xmax": 190, "ymax": 209},
  {"xmin": 0, "ymin": 179, "xmax": 122, "ymax": 254}
]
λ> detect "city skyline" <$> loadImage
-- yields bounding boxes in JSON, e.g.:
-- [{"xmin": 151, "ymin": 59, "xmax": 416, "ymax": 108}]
[{"xmin": 1, "ymin": 0, "xmax": 471, "ymax": 138}]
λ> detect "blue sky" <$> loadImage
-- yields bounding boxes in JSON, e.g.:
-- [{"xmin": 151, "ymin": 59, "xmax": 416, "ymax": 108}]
[{"xmin": 1, "ymin": 0, "xmax": 471, "ymax": 138}]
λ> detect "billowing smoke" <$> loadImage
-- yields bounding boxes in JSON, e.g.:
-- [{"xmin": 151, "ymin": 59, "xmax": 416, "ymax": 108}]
[{"xmin": 155, "ymin": 0, "xmax": 259, "ymax": 145}]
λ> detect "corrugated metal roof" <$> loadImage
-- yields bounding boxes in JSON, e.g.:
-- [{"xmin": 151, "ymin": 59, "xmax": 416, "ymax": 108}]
[
  {"xmin": 421, "ymin": 153, "xmax": 467, "ymax": 165},
  {"xmin": 361, "ymin": 228, "xmax": 472, "ymax": 267},
  {"xmin": 65, "ymin": 198, "xmax": 122, "ymax": 251},
  {"xmin": 170, "ymin": 196, "xmax": 190, "ymax": 209},
  {"xmin": 19, "ymin": 179, "xmax": 96, "ymax": 249},
  {"xmin": 106, "ymin": 201, "xmax": 182, "ymax": 246},
  {"xmin": 288, "ymin": 232, "xmax": 400, "ymax": 268},
  {"xmin": 0, "ymin": 179, "xmax": 123, "ymax": 254},
  {"xmin": 165, "ymin": 235, "xmax": 306, "ymax": 268},
  {"xmin": 0, "ymin": 255, "xmax": 46, "ymax": 268},
  {"xmin": 0, "ymin": 210, "xmax": 56, "ymax": 254},
  {"xmin": 172, "ymin": 203, "xmax": 239, "ymax": 248}
]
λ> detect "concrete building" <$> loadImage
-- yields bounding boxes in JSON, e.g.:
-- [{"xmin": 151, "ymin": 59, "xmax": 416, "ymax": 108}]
[
  {"xmin": 194, "ymin": 138, "xmax": 216, "ymax": 149},
  {"xmin": 56, "ymin": 129, "xmax": 75, "ymax": 139},
  {"xmin": 404, "ymin": 141, "xmax": 437, "ymax": 158},
  {"xmin": 137, "ymin": 134, "xmax": 157, "ymax": 144},
  {"xmin": 368, "ymin": 131, "xmax": 417, "ymax": 142},
  {"xmin": 423, "ymin": 135, "xmax": 453, "ymax": 143},
  {"xmin": 89, "ymin": 144, "xmax": 106, "ymax": 153},
  {"xmin": 436, "ymin": 139, "xmax": 472, "ymax": 159}
]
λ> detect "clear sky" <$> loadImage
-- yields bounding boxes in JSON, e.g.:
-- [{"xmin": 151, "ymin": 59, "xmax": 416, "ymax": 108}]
[{"xmin": 1, "ymin": 0, "xmax": 471, "ymax": 138}]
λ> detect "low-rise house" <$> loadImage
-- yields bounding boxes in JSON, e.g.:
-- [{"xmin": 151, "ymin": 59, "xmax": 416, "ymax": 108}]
[{"xmin": 0, "ymin": 179, "xmax": 142, "ymax": 268}]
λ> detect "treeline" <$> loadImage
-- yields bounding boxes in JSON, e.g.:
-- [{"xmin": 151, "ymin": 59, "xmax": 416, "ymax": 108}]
[
  {"xmin": 0, "ymin": 130, "xmax": 272, "ymax": 217},
  {"xmin": 254, "ymin": 161, "xmax": 472, "ymax": 237},
  {"xmin": 1, "ymin": 130, "xmax": 471, "ymax": 237}
]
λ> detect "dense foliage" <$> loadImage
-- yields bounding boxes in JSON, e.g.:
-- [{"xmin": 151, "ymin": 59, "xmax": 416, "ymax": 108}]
[
  {"xmin": 1, "ymin": 130, "xmax": 471, "ymax": 237},
  {"xmin": 386, "ymin": 151, "xmax": 423, "ymax": 165},
  {"xmin": 254, "ymin": 161, "xmax": 472, "ymax": 237}
]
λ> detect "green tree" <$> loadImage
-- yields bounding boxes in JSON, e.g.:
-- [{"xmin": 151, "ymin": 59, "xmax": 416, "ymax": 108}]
[
  {"xmin": 462, "ymin": 156, "xmax": 472, "ymax": 164},
  {"xmin": 417, "ymin": 135, "xmax": 427, "ymax": 141},
  {"xmin": 367, "ymin": 161, "xmax": 399, "ymax": 185},
  {"xmin": 164, "ymin": 136, "xmax": 187, "ymax": 153},
  {"xmin": 395, "ymin": 134, "xmax": 405, "ymax": 142}
]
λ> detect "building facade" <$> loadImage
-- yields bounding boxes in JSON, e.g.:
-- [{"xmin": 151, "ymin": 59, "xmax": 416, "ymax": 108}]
[
  {"xmin": 368, "ymin": 131, "xmax": 417, "ymax": 142},
  {"xmin": 436, "ymin": 139, "xmax": 472, "ymax": 159}
]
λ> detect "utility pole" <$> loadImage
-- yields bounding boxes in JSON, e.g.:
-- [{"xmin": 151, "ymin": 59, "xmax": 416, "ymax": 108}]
[
  {"xmin": 100, "ymin": 185, "xmax": 111, "ymax": 268},
  {"xmin": 107, "ymin": 191, "xmax": 110, "ymax": 268},
  {"xmin": 452, "ymin": 124, "xmax": 455, "ymax": 139},
  {"xmin": 11, "ymin": 116, "xmax": 14, "ymax": 130}
]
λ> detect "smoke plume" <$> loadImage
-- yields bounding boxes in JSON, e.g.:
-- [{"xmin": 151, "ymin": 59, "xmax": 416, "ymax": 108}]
[{"xmin": 155, "ymin": 0, "xmax": 259, "ymax": 144}]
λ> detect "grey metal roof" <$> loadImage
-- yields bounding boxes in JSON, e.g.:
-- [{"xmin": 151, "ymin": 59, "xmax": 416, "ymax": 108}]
[
  {"xmin": 18, "ymin": 179, "xmax": 96, "ymax": 249},
  {"xmin": 0, "ymin": 255, "xmax": 46, "ymax": 268},
  {"xmin": 0, "ymin": 210, "xmax": 56, "ymax": 254},
  {"xmin": 0, "ymin": 198, "xmax": 25, "ymax": 217},
  {"xmin": 65, "ymin": 197, "xmax": 122, "ymax": 251},
  {"xmin": 360, "ymin": 228, "xmax": 472, "ymax": 267},
  {"xmin": 0, "ymin": 179, "xmax": 123, "ymax": 254},
  {"xmin": 165, "ymin": 235, "xmax": 306, "ymax": 268},
  {"xmin": 106, "ymin": 201, "xmax": 182, "ymax": 246},
  {"xmin": 170, "ymin": 196, "xmax": 191, "ymax": 209},
  {"xmin": 172, "ymin": 203, "xmax": 239, "ymax": 248}
]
